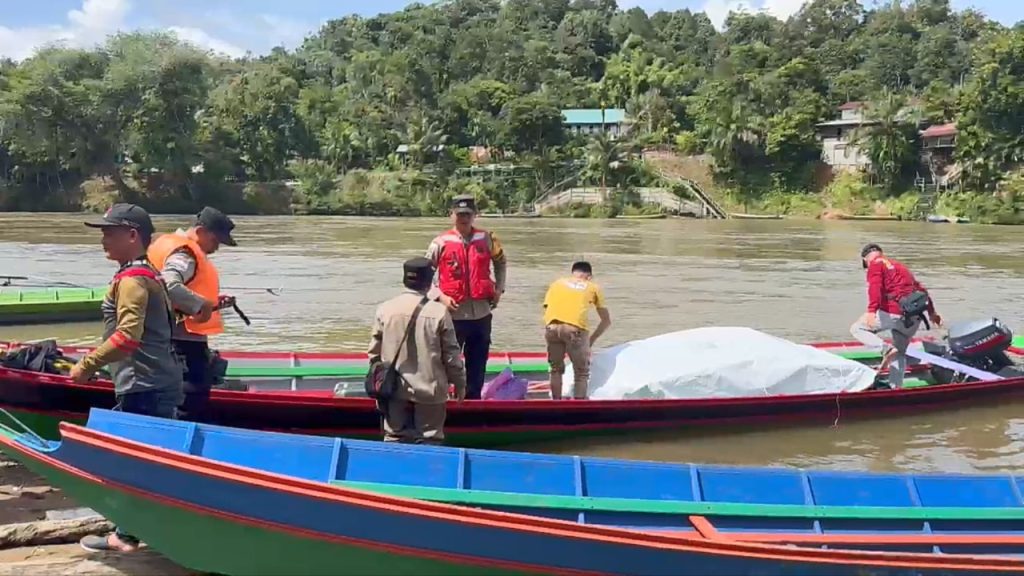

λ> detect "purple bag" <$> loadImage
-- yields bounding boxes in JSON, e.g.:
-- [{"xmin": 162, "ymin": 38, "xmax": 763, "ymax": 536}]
[{"xmin": 481, "ymin": 367, "xmax": 529, "ymax": 400}]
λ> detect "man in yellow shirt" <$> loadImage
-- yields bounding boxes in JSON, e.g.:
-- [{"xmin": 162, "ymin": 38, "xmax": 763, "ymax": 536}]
[{"xmin": 542, "ymin": 261, "xmax": 611, "ymax": 400}]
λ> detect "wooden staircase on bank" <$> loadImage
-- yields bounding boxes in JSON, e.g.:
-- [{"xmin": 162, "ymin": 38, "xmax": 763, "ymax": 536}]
[{"xmin": 641, "ymin": 150, "xmax": 728, "ymax": 219}]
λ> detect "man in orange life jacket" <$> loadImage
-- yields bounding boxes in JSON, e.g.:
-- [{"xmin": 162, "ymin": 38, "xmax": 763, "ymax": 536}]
[
  {"xmin": 851, "ymin": 244, "xmax": 942, "ymax": 389},
  {"xmin": 426, "ymin": 195, "xmax": 507, "ymax": 399},
  {"xmin": 147, "ymin": 206, "xmax": 237, "ymax": 422}
]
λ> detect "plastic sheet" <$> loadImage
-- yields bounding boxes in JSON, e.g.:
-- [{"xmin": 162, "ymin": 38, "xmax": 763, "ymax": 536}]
[{"xmin": 564, "ymin": 327, "xmax": 877, "ymax": 400}]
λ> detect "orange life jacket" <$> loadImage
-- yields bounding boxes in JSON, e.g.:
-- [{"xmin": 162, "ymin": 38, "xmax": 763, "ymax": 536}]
[
  {"xmin": 147, "ymin": 231, "xmax": 223, "ymax": 336},
  {"xmin": 435, "ymin": 227, "xmax": 495, "ymax": 304}
]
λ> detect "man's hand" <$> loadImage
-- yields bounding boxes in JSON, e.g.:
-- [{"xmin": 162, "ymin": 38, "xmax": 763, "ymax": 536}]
[
  {"xmin": 456, "ymin": 387, "xmax": 466, "ymax": 403},
  {"xmin": 929, "ymin": 312, "xmax": 942, "ymax": 327},
  {"xmin": 439, "ymin": 294, "xmax": 458, "ymax": 312},
  {"xmin": 490, "ymin": 291, "xmax": 502, "ymax": 309},
  {"xmin": 69, "ymin": 361, "xmax": 91, "ymax": 383},
  {"xmin": 193, "ymin": 299, "xmax": 215, "ymax": 323},
  {"xmin": 859, "ymin": 312, "xmax": 878, "ymax": 329}
]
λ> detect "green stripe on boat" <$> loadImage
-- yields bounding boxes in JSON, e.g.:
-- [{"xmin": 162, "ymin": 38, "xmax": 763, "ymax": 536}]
[{"xmin": 333, "ymin": 480, "xmax": 1024, "ymax": 521}]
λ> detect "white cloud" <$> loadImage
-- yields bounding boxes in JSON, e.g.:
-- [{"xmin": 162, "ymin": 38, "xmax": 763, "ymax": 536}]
[
  {"xmin": 0, "ymin": 0, "xmax": 130, "ymax": 61},
  {"xmin": 0, "ymin": 0, "xmax": 249, "ymax": 61},
  {"xmin": 259, "ymin": 14, "xmax": 315, "ymax": 49},
  {"xmin": 700, "ymin": 0, "xmax": 807, "ymax": 29},
  {"xmin": 167, "ymin": 26, "xmax": 247, "ymax": 58}
]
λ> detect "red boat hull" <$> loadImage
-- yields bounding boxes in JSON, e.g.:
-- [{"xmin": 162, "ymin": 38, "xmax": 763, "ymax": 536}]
[{"xmin": 2, "ymin": 359, "xmax": 1023, "ymax": 447}]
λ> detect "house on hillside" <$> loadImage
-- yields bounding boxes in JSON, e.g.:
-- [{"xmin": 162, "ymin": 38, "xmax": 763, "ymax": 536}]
[
  {"xmin": 815, "ymin": 102, "xmax": 876, "ymax": 171},
  {"xmin": 919, "ymin": 122, "xmax": 960, "ymax": 191},
  {"xmin": 562, "ymin": 109, "xmax": 631, "ymax": 139}
]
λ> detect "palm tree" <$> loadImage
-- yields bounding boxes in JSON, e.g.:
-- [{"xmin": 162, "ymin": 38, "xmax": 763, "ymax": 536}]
[
  {"xmin": 402, "ymin": 113, "xmax": 449, "ymax": 168},
  {"xmin": 320, "ymin": 120, "xmax": 363, "ymax": 173},
  {"xmin": 626, "ymin": 88, "xmax": 671, "ymax": 140},
  {"xmin": 585, "ymin": 132, "xmax": 626, "ymax": 191},
  {"xmin": 706, "ymin": 98, "xmax": 762, "ymax": 167},
  {"xmin": 854, "ymin": 91, "xmax": 919, "ymax": 192}
]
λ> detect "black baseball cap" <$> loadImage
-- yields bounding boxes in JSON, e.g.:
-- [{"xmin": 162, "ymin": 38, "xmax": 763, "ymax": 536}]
[
  {"xmin": 195, "ymin": 206, "xmax": 237, "ymax": 247},
  {"xmin": 450, "ymin": 195, "xmax": 477, "ymax": 215},
  {"xmin": 861, "ymin": 243, "xmax": 883, "ymax": 258},
  {"xmin": 403, "ymin": 257, "xmax": 435, "ymax": 284},
  {"xmin": 861, "ymin": 243, "xmax": 882, "ymax": 268},
  {"xmin": 84, "ymin": 203, "xmax": 155, "ymax": 237}
]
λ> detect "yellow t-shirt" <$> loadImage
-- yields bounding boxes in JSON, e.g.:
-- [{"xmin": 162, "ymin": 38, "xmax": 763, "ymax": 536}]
[{"xmin": 542, "ymin": 277, "xmax": 606, "ymax": 331}]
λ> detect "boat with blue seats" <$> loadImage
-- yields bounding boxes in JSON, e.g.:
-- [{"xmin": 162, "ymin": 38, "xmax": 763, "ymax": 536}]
[{"xmin": 1, "ymin": 408, "xmax": 1023, "ymax": 575}]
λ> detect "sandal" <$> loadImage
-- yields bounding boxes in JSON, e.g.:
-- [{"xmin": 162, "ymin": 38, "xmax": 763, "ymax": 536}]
[{"xmin": 80, "ymin": 533, "xmax": 139, "ymax": 553}]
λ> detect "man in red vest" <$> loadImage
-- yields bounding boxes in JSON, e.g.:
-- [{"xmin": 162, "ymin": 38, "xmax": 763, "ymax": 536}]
[
  {"xmin": 426, "ymin": 195, "xmax": 507, "ymax": 399},
  {"xmin": 851, "ymin": 243, "xmax": 942, "ymax": 388}
]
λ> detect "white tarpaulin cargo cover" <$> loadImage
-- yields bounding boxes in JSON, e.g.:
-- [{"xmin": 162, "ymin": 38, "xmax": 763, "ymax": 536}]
[{"xmin": 564, "ymin": 327, "xmax": 877, "ymax": 400}]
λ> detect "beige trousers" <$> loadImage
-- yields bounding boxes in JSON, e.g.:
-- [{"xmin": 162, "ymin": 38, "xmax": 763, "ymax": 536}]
[
  {"xmin": 545, "ymin": 323, "xmax": 591, "ymax": 399},
  {"xmin": 382, "ymin": 399, "xmax": 447, "ymax": 445}
]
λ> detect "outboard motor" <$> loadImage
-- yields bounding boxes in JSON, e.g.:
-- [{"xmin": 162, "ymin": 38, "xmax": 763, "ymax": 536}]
[{"xmin": 923, "ymin": 318, "xmax": 1022, "ymax": 383}]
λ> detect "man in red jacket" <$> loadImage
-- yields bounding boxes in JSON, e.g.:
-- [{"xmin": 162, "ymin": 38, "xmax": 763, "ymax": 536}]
[{"xmin": 851, "ymin": 244, "xmax": 942, "ymax": 388}]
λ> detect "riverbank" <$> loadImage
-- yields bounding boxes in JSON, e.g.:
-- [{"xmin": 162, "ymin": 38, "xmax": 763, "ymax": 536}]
[
  {"xmin": 0, "ymin": 455, "xmax": 185, "ymax": 575},
  {"xmin": 3, "ymin": 168, "xmax": 1021, "ymax": 224}
]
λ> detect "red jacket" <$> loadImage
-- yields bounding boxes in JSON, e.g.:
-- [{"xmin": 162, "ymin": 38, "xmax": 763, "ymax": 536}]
[{"xmin": 865, "ymin": 257, "xmax": 935, "ymax": 315}]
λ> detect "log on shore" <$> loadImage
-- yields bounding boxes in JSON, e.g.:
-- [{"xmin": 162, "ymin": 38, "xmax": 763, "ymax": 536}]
[
  {"xmin": 0, "ymin": 516, "xmax": 113, "ymax": 549},
  {"xmin": 0, "ymin": 543, "xmax": 189, "ymax": 576}
]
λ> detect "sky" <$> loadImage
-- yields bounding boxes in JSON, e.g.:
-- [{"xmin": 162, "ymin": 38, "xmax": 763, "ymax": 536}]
[{"xmin": 0, "ymin": 0, "xmax": 1021, "ymax": 62}]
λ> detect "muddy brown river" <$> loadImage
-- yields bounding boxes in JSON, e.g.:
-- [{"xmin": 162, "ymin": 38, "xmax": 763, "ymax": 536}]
[{"xmin": 2, "ymin": 213, "xmax": 1023, "ymax": 474}]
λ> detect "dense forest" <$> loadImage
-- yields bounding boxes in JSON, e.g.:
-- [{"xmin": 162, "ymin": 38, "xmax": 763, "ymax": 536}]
[{"xmin": 0, "ymin": 0, "xmax": 1022, "ymax": 220}]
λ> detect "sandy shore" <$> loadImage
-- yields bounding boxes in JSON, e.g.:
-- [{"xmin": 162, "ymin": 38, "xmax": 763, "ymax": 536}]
[{"xmin": 0, "ymin": 455, "xmax": 188, "ymax": 575}]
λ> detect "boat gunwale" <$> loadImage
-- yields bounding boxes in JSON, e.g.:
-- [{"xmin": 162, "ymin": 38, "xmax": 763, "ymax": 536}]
[
  {"xmin": 0, "ymin": 362, "xmax": 1001, "ymax": 414},
  {"xmin": 329, "ymin": 480, "xmax": 1024, "ymax": 522},
  {"xmin": 13, "ymin": 419, "xmax": 1023, "ymax": 571}
]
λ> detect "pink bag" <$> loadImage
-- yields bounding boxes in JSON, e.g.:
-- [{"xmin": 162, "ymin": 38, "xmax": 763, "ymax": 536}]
[{"xmin": 481, "ymin": 367, "xmax": 529, "ymax": 400}]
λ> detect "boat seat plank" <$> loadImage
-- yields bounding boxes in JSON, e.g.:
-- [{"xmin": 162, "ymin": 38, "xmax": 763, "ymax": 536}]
[
  {"xmin": 808, "ymin": 473, "xmax": 917, "ymax": 507},
  {"xmin": 673, "ymin": 517, "xmax": 1024, "ymax": 547},
  {"xmin": 915, "ymin": 476, "xmax": 1023, "ymax": 508},
  {"xmin": 88, "ymin": 409, "xmax": 190, "ymax": 452},
  {"xmin": 339, "ymin": 442, "xmax": 461, "ymax": 489},
  {"xmin": 465, "ymin": 451, "xmax": 577, "ymax": 496},
  {"xmin": 193, "ymin": 427, "xmax": 336, "ymax": 481},
  {"xmin": 330, "ymin": 480, "xmax": 1024, "ymax": 521},
  {"xmin": 697, "ymin": 466, "xmax": 807, "ymax": 506},
  {"xmin": 581, "ymin": 459, "xmax": 696, "ymax": 501},
  {"xmin": 227, "ymin": 363, "xmax": 551, "ymax": 378}
]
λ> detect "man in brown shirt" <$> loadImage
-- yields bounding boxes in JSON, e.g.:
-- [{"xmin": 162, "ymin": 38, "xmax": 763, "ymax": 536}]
[
  {"xmin": 368, "ymin": 257, "xmax": 466, "ymax": 444},
  {"xmin": 72, "ymin": 204, "xmax": 182, "ymax": 554}
]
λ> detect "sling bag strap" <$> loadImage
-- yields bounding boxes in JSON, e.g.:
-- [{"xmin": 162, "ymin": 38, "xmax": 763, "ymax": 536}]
[{"xmin": 390, "ymin": 296, "xmax": 430, "ymax": 367}]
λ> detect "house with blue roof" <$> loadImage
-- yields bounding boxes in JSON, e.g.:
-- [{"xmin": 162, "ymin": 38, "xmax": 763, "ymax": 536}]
[{"xmin": 562, "ymin": 109, "xmax": 630, "ymax": 139}]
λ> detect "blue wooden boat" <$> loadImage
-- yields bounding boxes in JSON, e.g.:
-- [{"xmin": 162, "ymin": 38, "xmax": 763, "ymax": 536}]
[{"xmin": 1, "ymin": 409, "xmax": 1023, "ymax": 575}]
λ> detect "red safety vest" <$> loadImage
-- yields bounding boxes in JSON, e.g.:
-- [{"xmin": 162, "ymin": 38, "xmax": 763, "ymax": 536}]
[{"xmin": 435, "ymin": 228, "xmax": 496, "ymax": 303}]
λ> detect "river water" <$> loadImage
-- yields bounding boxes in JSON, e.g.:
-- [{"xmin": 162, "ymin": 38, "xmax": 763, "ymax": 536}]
[{"xmin": 2, "ymin": 213, "xmax": 1024, "ymax": 474}]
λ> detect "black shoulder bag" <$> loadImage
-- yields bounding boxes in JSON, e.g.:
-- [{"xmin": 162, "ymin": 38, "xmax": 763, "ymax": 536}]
[
  {"xmin": 365, "ymin": 296, "xmax": 429, "ymax": 404},
  {"xmin": 898, "ymin": 291, "xmax": 931, "ymax": 330}
]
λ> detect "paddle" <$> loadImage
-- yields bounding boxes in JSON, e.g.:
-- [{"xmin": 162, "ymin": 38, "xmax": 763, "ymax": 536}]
[
  {"xmin": 1, "ymin": 275, "xmax": 93, "ymax": 289},
  {"xmin": 221, "ymin": 286, "xmax": 283, "ymax": 297}
]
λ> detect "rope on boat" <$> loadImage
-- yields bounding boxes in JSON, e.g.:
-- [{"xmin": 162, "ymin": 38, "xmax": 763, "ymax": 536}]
[{"xmin": 0, "ymin": 408, "xmax": 50, "ymax": 449}]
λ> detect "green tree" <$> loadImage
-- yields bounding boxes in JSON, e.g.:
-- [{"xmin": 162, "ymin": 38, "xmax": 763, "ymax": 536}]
[
  {"xmin": 206, "ymin": 64, "xmax": 304, "ymax": 181},
  {"xmin": 854, "ymin": 92, "xmax": 920, "ymax": 192},
  {"xmin": 956, "ymin": 29, "xmax": 1024, "ymax": 190},
  {"xmin": 498, "ymin": 94, "xmax": 567, "ymax": 153},
  {"xmin": 584, "ymin": 132, "xmax": 626, "ymax": 189}
]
